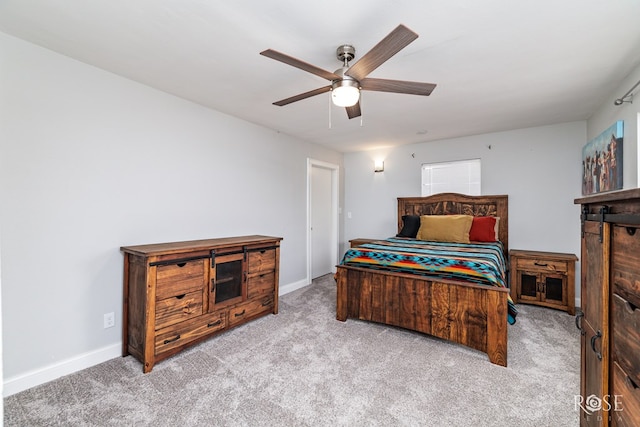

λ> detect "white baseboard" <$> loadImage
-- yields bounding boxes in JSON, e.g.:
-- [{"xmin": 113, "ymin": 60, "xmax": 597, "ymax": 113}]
[
  {"xmin": 279, "ymin": 278, "xmax": 311, "ymax": 295},
  {"xmin": 3, "ymin": 343, "xmax": 121, "ymax": 397},
  {"xmin": 3, "ymin": 279, "xmax": 314, "ymax": 397}
]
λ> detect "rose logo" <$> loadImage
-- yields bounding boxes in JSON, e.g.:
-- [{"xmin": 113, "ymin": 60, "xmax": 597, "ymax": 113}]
[{"xmin": 585, "ymin": 395, "xmax": 602, "ymax": 414}]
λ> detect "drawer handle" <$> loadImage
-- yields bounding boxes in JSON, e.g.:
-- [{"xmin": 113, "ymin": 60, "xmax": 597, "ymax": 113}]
[
  {"xmin": 534, "ymin": 261, "xmax": 548, "ymax": 267},
  {"xmin": 575, "ymin": 311, "xmax": 585, "ymax": 336},
  {"xmin": 234, "ymin": 309, "xmax": 246, "ymax": 317},
  {"xmin": 626, "ymin": 375, "xmax": 639, "ymax": 390},
  {"xmin": 207, "ymin": 319, "xmax": 222, "ymax": 328},
  {"xmin": 590, "ymin": 330, "xmax": 602, "ymax": 361},
  {"xmin": 175, "ymin": 294, "xmax": 186, "ymax": 300},
  {"xmin": 163, "ymin": 335, "xmax": 181, "ymax": 345},
  {"xmin": 627, "ymin": 227, "xmax": 637, "ymax": 236},
  {"xmin": 176, "ymin": 262, "xmax": 187, "ymax": 268}
]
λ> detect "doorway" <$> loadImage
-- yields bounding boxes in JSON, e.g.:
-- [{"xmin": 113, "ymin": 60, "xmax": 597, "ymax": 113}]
[{"xmin": 307, "ymin": 159, "xmax": 339, "ymax": 282}]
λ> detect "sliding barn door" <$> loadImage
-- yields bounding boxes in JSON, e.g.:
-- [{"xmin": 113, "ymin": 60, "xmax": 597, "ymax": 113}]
[{"xmin": 580, "ymin": 220, "xmax": 610, "ymax": 427}]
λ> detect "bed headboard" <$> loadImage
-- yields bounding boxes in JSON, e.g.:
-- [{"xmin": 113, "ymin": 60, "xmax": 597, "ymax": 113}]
[{"xmin": 397, "ymin": 193, "xmax": 509, "ymax": 253}]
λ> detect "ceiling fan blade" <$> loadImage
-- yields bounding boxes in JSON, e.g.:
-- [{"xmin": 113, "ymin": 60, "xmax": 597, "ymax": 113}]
[
  {"xmin": 273, "ymin": 86, "xmax": 332, "ymax": 106},
  {"xmin": 346, "ymin": 102, "xmax": 361, "ymax": 119},
  {"xmin": 345, "ymin": 24, "xmax": 418, "ymax": 81},
  {"xmin": 260, "ymin": 49, "xmax": 340, "ymax": 81},
  {"xmin": 360, "ymin": 78, "xmax": 437, "ymax": 96}
]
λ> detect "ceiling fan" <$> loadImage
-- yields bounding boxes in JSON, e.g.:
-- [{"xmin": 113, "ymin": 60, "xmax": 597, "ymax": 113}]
[{"xmin": 260, "ymin": 24, "xmax": 437, "ymax": 120}]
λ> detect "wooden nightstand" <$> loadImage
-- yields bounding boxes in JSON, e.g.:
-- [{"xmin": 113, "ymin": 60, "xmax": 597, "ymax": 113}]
[
  {"xmin": 349, "ymin": 238, "xmax": 378, "ymax": 248},
  {"xmin": 509, "ymin": 249, "xmax": 578, "ymax": 315}
]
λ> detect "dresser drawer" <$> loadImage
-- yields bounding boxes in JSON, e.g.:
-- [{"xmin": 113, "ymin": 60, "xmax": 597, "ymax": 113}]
[
  {"xmin": 516, "ymin": 258, "xmax": 567, "ymax": 273},
  {"xmin": 247, "ymin": 248, "xmax": 276, "ymax": 273},
  {"xmin": 611, "ymin": 361, "xmax": 640, "ymax": 426},
  {"xmin": 247, "ymin": 271, "xmax": 276, "ymax": 299},
  {"xmin": 155, "ymin": 290, "xmax": 204, "ymax": 330},
  {"xmin": 612, "ymin": 225, "xmax": 640, "ymax": 304},
  {"xmin": 155, "ymin": 259, "xmax": 206, "ymax": 300},
  {"xmin": 155, "ymin": 311, "xmax": 227, "ymax": 355},
  {"xmin": 612, "ymin": 293, "xmax": 640, "ymax": 386},
  {"xmin": 228, "ymin": 295, "xmax": 274, "ymax": 327}
]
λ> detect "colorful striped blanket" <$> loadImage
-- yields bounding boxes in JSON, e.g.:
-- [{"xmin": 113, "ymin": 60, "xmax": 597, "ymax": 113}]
[{"xmin": 340, "ymin": 237, "xmax": 517, "ymax": 324}]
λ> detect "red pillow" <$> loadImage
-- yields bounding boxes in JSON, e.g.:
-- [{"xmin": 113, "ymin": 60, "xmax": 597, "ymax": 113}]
[{"xmin": 469, "ymin": 216, "xmax": 497, "ymax": 242}]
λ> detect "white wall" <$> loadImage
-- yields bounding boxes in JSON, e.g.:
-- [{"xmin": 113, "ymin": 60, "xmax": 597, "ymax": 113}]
[
  {"xmin": 0, "ymin": 32, "xmax": 343, "ymax": 395},
  {"xmin": 343, "ymin": 121, "xmax": 586, "ymax": 301}
]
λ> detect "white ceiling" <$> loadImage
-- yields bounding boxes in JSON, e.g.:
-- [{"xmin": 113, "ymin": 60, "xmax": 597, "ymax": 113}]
[{"xmin": 2, "ymin": 1, "xmax": 640, "ymax": 153}]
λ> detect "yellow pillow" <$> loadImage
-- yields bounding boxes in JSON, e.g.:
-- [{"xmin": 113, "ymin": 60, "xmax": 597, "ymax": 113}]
[{"xmin": 416, "ymin": 215, "xmax": 473, "ymax": 243}]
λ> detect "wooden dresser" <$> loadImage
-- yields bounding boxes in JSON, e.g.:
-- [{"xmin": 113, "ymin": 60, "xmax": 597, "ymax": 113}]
[
  {"xmin": 121, "ymin": 235, "xmax": 282, "ymax": 373},
  {"xmin": 575, "ymin": 189, "xmax": 640, "ymax": 426}
]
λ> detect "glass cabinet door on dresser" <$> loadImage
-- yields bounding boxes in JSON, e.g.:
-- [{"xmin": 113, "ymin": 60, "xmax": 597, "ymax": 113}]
[{"xmin": 211, "ymin": 250, "xmax": 245, "ymax": 308}]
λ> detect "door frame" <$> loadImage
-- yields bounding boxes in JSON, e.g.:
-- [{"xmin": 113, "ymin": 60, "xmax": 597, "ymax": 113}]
[{"xmin": 306, "ymin": 158, "xmax": 340, "ymax": 284}]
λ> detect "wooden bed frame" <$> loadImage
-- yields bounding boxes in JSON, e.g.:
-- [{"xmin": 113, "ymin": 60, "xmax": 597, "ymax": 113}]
[{"xmin": 335, "ymin": 193, "xmax": 510, "ymax": 366}]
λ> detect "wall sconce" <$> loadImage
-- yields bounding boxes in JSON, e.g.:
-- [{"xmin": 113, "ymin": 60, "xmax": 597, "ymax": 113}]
[{"xmin": 374, "ymin": 160, "xmax": 384, "ymax": 173}]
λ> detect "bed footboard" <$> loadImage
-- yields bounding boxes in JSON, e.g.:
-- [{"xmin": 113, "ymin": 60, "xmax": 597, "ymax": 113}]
[{"xmin": 335, "ymin": 265, "xmax": 508, "ymax": 367}]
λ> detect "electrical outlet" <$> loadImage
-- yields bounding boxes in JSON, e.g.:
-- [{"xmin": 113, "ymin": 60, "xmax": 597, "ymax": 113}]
[{"xmin": 103, "ymin": 312, "xmax": 115, "ymax": 329}]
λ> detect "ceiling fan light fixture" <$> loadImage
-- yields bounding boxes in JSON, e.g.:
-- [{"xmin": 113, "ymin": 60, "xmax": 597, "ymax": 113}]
[
  {"xmin": 263, "ymin": 25, "xmax": 436, "ymax": 119},
  {"xmin": 331, "ymin": 79, "xmax": 360, "ymax": 107}
]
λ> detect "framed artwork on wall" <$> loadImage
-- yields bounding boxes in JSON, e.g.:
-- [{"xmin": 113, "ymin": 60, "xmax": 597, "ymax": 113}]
[{"xmin": 581, "ymin": 120, "xmax": 623, "ymax": 195}]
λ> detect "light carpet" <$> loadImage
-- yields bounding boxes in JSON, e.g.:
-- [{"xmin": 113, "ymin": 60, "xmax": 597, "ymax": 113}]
[{"xmin": 4, "ymin": 274, "xmax": 580, "ymax": 426}]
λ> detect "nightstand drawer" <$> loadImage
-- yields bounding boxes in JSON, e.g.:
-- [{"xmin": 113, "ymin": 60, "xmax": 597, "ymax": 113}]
[{"xmin": 516, "ymin": 258, "xmax": 567, "ymax": 273}]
